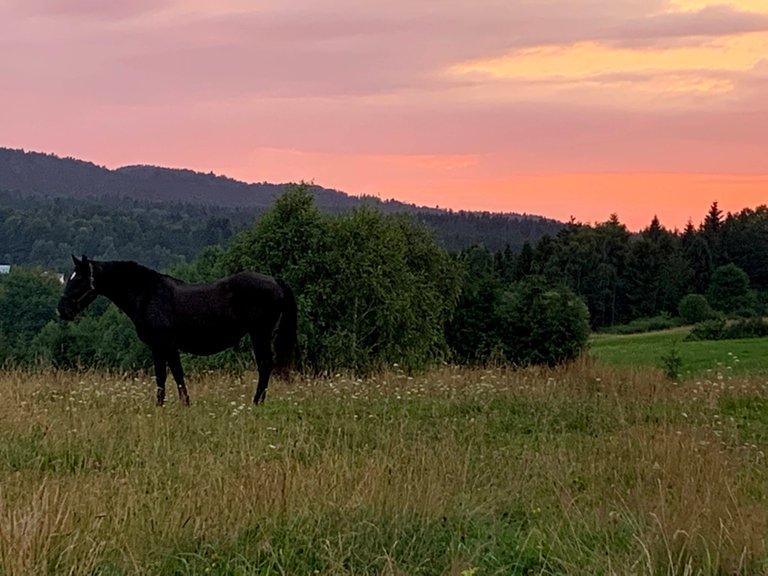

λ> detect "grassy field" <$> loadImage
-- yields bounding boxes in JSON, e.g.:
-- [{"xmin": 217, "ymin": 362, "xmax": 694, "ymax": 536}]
[
  {"xmin": 1, "ymin": 357, "xmax": 768, "ymax": 574},
  {"xmin": 590, "ymin": 329, "xmax": 768, "ymax": 377}
]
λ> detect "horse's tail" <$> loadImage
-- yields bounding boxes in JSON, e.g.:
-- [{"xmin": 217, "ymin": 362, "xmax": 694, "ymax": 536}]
[{"xmin": 275, "ymin": 278, "xmax": 298, "ymax": 371}]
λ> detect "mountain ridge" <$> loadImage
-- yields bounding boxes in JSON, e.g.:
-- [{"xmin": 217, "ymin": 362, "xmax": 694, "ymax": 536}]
[
  {"xmin": 0, "ymin": 147, "xmax": 555, "ymax": 218},
  {"xmin": 0, "ymin": 147, "xmax": 564, "ymax": 252}
]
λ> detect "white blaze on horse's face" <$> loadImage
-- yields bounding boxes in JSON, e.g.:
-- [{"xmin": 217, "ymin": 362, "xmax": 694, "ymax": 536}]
[{"xmin": 70, "ymin": 271, "xmax": 78, "ymax": 281}]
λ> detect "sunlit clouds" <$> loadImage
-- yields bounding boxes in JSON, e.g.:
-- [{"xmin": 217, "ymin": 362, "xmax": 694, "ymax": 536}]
[
  {"xmin": 670, "ymin": 0, "xmax": 768, "ymax": 13},
  {"xmin": 0, "ymin": 0, "xmax": 766, "ymax": 230},
  {"xmin": 449, "ymin": 34, "xmax": 767, "ymax": 99}
]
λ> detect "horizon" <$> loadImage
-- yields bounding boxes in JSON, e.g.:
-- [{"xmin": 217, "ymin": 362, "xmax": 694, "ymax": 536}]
[
  {"xmin": 1, "ymin": 0, "xmax": 766, "ymax": 232},
  {"xmin": 2, "ymin": 145, "xmax": 763, "ymax": 233}
]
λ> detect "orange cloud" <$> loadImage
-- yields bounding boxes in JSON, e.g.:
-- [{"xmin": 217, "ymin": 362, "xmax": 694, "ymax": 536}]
[
  {"xmin": 670, "ymin": 0, "xmax": 768, "ymax": 13},
  {"xmin": 452, "ymin": 39, "xmax": 763, "ymax": 80},
  {"xmin": 448, "ymin": 32, "xmax": 768, "ymax": 106}
]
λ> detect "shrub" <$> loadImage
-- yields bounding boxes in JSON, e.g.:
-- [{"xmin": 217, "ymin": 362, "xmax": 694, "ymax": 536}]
[
  {"xmin": 723, "ymin": 317, "xmax": 768, "ymax": 339},
  {"xmin": 224, "ymin": 184, "xmax": 462, "ymax": 374},
  {"xmin": 686, "ymin": 317, "xmax": 768, "ymax": 342},
  {"xmin": 686, "ymin": 318, "xmax": 726, "ymax": 341},
  {"xmin": 677, "ymin": 294, "xmax": 714, "ymax": 325},
  {"xmin": 496, "ymin": 276, "xmax": 590, "ymax": 366},
  {"xmin": 660, "ymin": 344, "xmax": 683, "ymax": 380},
  {"xmin": 603, "ymin": 314, "xmax": 678, "ymax": 335},
  {"xmin": 446, "ymin": 246, "xmax": 504, "ymax": 364},
  {"xmin": 706, "ymin": 264, "xmax": 756, "ymax": 315},
  {"xmin": 0, "ymin": 267, "xmax": 61, "ymax": 365}
]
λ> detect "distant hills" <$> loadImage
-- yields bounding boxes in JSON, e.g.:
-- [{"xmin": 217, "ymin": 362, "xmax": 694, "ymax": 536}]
[
  {"xmin": 0, "ymin": 147, "xmax": 563, "ymax": 252},
  {"xmin": 0, "ymin": 147, "xmax": 366, "ymax": 211}
]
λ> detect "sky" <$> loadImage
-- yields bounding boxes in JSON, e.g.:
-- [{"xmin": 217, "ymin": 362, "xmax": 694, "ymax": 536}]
[{"xmin": 1, "ymin": 0, "xmax": 767, "ymax": 231}]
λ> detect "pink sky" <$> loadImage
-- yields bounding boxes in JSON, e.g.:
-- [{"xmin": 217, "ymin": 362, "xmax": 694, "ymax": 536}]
[{"xmin": 1, "ymin": 0, "xmax": 767, "ymax": 231}]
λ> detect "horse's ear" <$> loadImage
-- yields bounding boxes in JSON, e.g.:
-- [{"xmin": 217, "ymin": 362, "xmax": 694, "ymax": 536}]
[
  {"xmin": 72, "ymin": 254, "xmax": 81, "ymax": 266},
  {"xmin": 81, "ymin": 254, "xmax": 89, "ymax": 264}
]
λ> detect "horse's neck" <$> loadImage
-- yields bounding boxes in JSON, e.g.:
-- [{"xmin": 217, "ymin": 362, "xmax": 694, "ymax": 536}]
[{"xmin": 96, "ymin": 262, "xmax": 161, "ymax": 317}]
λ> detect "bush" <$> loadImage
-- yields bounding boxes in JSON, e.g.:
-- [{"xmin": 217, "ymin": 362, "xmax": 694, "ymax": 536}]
[
  {"xmin": 496, "ymin": 276, "xmax": 590, "ymax": 366},
  {"xmin": 602, "ymin": 314, "xmax": 678, "ymax": 335},
  {"xmin": 706, "ymin": 264, "xmax": 756, "ymax": 315},
  {"xmin": 678, "ymin": 294, "xmax": 714, "ymax": 325},
  {"xmin": 723, "ymin": 317, "xmax": 768, "ymax": 339},
  {"xmin": 224, "ymin": 184, "xmax": 462, "ymax": 374},
  {"xmin": 686, "ymin": 317, "xmax": 768, "ymax": 342},
  {"xmin": 660, "ymin": 344, "xmax": 683, "ymax": 380},
  {"xmin": 686, "ymin": 318, "xmax": 726, "ymax": 341},
  {"xmin": 445, "ymin": 246, "xmax": 504, "ymax": 364},
  {"xmin": 0, "ymin": 267, "xmax": 61, "ymax": 365},
  {"xmin": 30, "ymin": 304, "xmax": 152, "ymax": 370}
]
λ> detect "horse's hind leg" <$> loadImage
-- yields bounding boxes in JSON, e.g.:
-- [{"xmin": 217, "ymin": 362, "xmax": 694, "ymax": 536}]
[
  {"xmin": 168, "ymin": 348, "xmax": 190, "ymax": 406},
  {"xmin": 152, "ymin": 349, "xmax": 167, "ymax": 407},
  {"xmin": 250, "ymin": 331, "xmax": 273, "ymax": 405}
]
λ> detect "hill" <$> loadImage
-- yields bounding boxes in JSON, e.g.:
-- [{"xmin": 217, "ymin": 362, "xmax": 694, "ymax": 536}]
[
  {"xmin": 0, "ymin": 147, "xmax": 563, "ymax": 252},
  {"xmin": 0, "ymin": 147, "xmax": 354, "ymax": 210}
]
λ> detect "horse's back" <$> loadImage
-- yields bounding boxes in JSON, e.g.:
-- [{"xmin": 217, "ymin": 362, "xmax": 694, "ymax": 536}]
[
  {"xmin": 227, "ymin": 271, "xmax": 282, "ymax": 294},
  {"xmin": 169, "ymin": 271, "xmax": 283, "ymax": 354},
  {"xmin": 173, "ymin": 271, "xmax": 279, "ymax": 304}
]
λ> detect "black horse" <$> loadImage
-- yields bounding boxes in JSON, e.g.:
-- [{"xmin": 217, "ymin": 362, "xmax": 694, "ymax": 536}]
[{"xmin": 57, "ymin": 255, "xmax": 297, "ymax": 406}]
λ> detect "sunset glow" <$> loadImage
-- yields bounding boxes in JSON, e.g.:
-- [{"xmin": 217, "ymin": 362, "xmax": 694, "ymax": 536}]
[
  {"xmin": 671, "ymin": 0, "xmax": 768, "ymax": 12},
  {"xmin": 450, "ymin": 35, "xmax": 767, "ymax": 94},
  {"xmin": 1, "ymin": 0, "xmax": 766, "ymax": 231}
]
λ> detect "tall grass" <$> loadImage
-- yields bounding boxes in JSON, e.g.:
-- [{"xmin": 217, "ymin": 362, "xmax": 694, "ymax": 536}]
[{"xmin": 0, "ymin": 360, "xmax": 766, "ymax": 574}]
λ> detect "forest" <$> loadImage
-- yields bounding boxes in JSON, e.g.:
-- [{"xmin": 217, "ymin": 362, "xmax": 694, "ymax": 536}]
[
  {"xmin": 0, "ymin": 190, "xmax": 561, "ymax": 272},
  {"xmin": 447, "ymin": 202, "xmax": 768, "ymax": 361},
  {"xmin": 0, "ymin": 183, "xmax": 766, "ymax": 372},
  {"xmin": 0, "ymin": 191, "xmax": 253, "ymax": 271}
]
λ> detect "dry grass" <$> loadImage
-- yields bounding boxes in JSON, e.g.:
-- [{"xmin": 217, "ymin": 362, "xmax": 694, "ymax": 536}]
[{"xmin": 0, "ymin": 360, "xmax": 766, "ymax": 574}]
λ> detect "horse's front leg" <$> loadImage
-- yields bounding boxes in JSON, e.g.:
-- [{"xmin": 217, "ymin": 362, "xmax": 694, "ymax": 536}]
[
  {"xmin": 152, "ymin": 349, "xmax": 167, "ymax": 406},
  {"xmin": 168, "ymin": 348, "xmax": 190, "ymax": 406}
]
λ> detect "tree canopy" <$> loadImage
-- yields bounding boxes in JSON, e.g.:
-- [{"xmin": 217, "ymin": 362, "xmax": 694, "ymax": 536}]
[{"xmin": 2, "ymin": 196, "xmax": 767, "ymax": 372}]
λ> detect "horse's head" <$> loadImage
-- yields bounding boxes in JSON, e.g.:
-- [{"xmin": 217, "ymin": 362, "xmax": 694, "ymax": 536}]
[{"xmin": 58, "ymin": 255, "xmax": 98, "ymax": 320}]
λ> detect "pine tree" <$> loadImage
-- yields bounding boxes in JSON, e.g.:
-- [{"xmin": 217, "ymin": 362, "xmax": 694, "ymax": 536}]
[{"xmin": 700, "ymin": 201, "xmax": 724, "ymax": 265}]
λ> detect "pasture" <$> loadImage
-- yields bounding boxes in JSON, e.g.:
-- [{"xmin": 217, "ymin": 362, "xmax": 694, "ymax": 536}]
[
  {"xmin": 1, "ymin": 353, "xmax": 768, "ymax": 574},
  {"xmin": 591, "ymin": 329, "xmax": 768, "ymax": 377}
]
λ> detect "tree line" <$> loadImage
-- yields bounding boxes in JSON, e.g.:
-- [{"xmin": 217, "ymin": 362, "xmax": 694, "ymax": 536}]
[
  {"xmin": 449, "ymin": 202, "xmax": 768, "ymax": 361},
  {"xmin": 0, "ymin": 185, "xmax": 587, "ymax": 373},
  {"xmin": 0, "ymin": 191, "xmax": 253, "ymax": 271},
  {"xmin": 1, "ymin": 189, "xmax": 766, "ymax": 374},
  {"xmin": 1, "ymin": 191, "xmax": 562, "ymax": 273},
  {"xmin": 505, "ymin": 203, "xmax": 767, "ymax": 329}
]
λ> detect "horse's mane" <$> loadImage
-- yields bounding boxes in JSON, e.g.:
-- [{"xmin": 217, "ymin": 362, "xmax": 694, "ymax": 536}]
[{"xmin": 99, "ymin": 260, "xmax": 185, "ymax": 285}]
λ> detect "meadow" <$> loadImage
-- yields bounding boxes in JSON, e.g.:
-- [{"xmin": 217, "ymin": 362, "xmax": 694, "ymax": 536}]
[
  {"xmin": 591, "ymin": 329, "xmax": 768, "ymax": 376},
  {"xmin": 1, "ymin": 344, "xmax": 768, "ymax": 574}
]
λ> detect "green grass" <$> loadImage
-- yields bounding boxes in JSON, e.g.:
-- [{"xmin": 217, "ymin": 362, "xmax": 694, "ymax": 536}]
[
  {"xmin": 1, "ymin": 365, "xmax": 768, "ymax": 574},
  {"xmin": 590, "ymin": 328, "xmax": 768, "ymax": 377}
]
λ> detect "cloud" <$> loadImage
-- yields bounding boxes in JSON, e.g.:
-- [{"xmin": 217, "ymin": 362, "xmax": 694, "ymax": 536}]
[
  {"xmin": 0, "ymin": 0, "xmax": 676, "ymax": 102},
  {"xmin": 8, "ymin": 0, "xmax": 767, "ymax": 111},
  {"xmin": 613, "ymin": 5, "xmax": 768, "ymax": 44},
  {"xmin": 107, "ymin": 3, "xmax": 768, "ymax": 105},
  {"xmin": 668, "ymin": 0, "xmax": 768, "ymax": 13},
  {"xmin": 7, "ymin": 0, "xmax": 172, "ymax": 20},
  {"xmin": 1, "ymin": 0, "xmax": 767, "ymax": 219}
]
